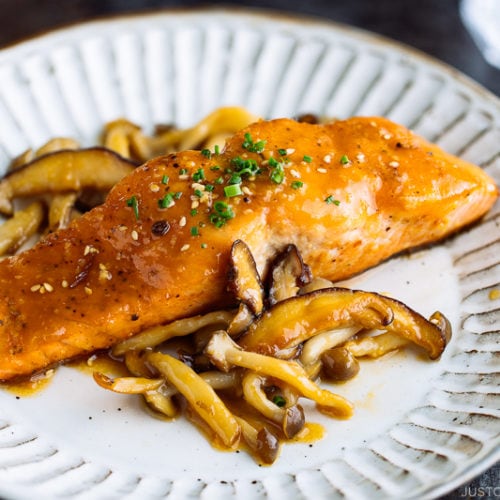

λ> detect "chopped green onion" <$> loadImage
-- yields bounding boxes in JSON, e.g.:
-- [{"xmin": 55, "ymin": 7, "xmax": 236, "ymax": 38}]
[
  {"xmin": 126, "ymin": 195, "xmax": 139, "ymax": 220},
  {"xmin": 179, "ymin": 168, "xmax": 188, "ymax": 175},
  {"xmin": 190, "ymin": 226, "xmax": 200, "ymax": 236},
  {"xmin": 242, "ymin": 132, "xmax": 266, "ymax": 153},
  {"xmin": 278, "ymin": 148, "xmax": 287, "ymax": 156},
  {"xmin": 270, "ymin": 167, "xmax": 285, "ymax": 184},
  {"xmin": 228, "ymin": 173, "xmax": 242, "ymax": 185},
  {"xmin": 303, "ymin": 155, "xmax": 312, "ymax": 163},
  {"xmin": 200, "ymin": 149, "xmax": 211, "ymax": 159},
  {"xmin": 194, "ymin": 189, "xmax": 203, "ymax": 198},
  {"xmin": 161, "ymin": 175, "xmax": 169, "ymax": 184},
  {"xmin": 192, "ymin": 168, "xmax": 205, "ymax": 181},
  {"xmin": 158, "ymin": 193, "xmax": 174, "ymax": 208},
  {"xmin": 209, "ymin": 201, "xmax": 235, "ymax": 228},
  {"xmin": 291, "ymin": 181, "xmax": 303, "ymax": 189},
  {"xmin": 190, "ymin": 208, "xmax": 198, "ymax": 216},
  {"xmin": 340, "ymin": 154, "xmax": 350, "ymax": 165},
  {"xmin": 273, "ymin": 395, "xmax": 286, "ymax": 407},
  {"xmin": 224, "ymin": 184, "xmax": 243, "ymax": 197},
  {"xmin": 201, "ymin": 242, "xmax": 208, "ymax": 249},
  {"xmin": 210, "ymin": 165, "xmax": 221, "ymax": 171},
  {"xmin": 325, "ymin": 195, "xmax": 340, "ymax": 205},
  {"xmin": 231, "ymin": 157, "xmax": 259, "ymax": 177},
  {"xmin": 214, "ymin": 176, "xmax": 224, "ymax": 185},
  {"xmin": 205, "ymin": 184, "xmax": 215, "ymax": 192},
  {"xmin": 174, "ymin": 191, "xmax": 182, "ymax": 199},
  {"xmin": 214, "ymin": 145, "xmax": 220, "ymax": 155}
]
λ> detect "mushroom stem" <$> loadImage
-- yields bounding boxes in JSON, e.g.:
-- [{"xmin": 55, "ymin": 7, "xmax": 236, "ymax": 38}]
[
  {"xmin": 300, "ymin": 326, "xmax": 361, "ymax": 377},
  {"xmin": 233, "ymin": 416, "xmax": 280, "ymax": 465},
  {"xmin": 147, "ymin": 352, "xmax": 241, "ymax": 448},
  {"xmin": 112, "ymin": 310, "xmax": 235, "ymax": 355},
  {"xmin": 205, "ymin": 331, "xmax": 353, "ymax": 419}
]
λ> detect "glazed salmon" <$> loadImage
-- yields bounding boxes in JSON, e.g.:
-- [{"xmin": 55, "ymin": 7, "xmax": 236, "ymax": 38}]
[{"xmin": 0, "ymin": 117, "xmax": 497, "ymax": 381}]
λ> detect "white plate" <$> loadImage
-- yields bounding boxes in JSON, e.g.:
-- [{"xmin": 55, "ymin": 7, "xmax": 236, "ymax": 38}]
[{"xmin": 0, "ymin": 9, "xmax": 499, "ymax": 500}]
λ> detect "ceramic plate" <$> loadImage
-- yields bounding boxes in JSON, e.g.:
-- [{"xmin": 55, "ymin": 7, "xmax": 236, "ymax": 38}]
[{"xmin": 0, "ymin": 9, "xmax": 498, "ymax": 500}]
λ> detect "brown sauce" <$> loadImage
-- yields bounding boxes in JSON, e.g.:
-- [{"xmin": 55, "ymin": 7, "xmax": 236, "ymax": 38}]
[
  {"xmin": 67, "ymin": 351, "xmax": 129, "ymax": 378},
  {"xmin": 1, "ymin": 369, "xmax": 55, "ymax": 397}
]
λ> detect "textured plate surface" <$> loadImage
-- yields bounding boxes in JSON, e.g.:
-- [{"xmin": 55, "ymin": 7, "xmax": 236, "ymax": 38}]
[{"xmin": 0, "ymin": 9, "xmax": 499, "ymax": 500}]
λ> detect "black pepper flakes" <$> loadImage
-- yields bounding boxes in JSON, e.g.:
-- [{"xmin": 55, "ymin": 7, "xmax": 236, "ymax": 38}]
[{"xmin": 151, "ymin": 220, "xmax": 171, "ymax": 236}]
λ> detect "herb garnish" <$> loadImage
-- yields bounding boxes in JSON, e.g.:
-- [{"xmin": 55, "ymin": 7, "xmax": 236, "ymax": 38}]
[
  {"xmin": 158, "ymin": 193, "xmax": 175, "ymax": 209},
  {"xmin": 268, "ymin": 157, "xmax": 285, "ymax": 184},
  {"xmin": 242, "ymin": 132, "xmax": 266, "ymax": 153},
  {"xmin": 126, "ymin": 195, "xmax": 140, "ymax": 219},
  {"xmin": 273, "ymin": 395, "xmax": 286, "ymax": 407},
  {"xmin": 340, "ymin": 154, "xmax": 351, "ymax": 165},
  {"xmin": 192, "ymin": 168, "xmax": 205, "ymax": 182},
  {"xmin": 224, "ymin": 184, "xmax": 243, "ymax": 198},
  {"xmin": 291, "ymin": 181, "xmax": 303, "ymax": 189},
  {"xmin": 209, "ymin": 201, "xmax": 235, "ymax": 228},
  {"xmin": 325, "ymin": 195, "xmax": 340, "ymax": 205}
]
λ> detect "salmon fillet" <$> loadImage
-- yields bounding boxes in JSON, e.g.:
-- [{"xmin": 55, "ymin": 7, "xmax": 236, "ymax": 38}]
[{"xmin": 0, "ymin": 116, "xmax": 497, "ymax": 381}]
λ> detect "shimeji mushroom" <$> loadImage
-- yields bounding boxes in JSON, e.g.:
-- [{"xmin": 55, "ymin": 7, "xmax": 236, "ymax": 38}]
[
  {"xmin": 147, "ymin": 352, "xmax": 241, "ymax": 448},
  {"xmin": 93, "ymin": 372, "xmax": 164, "ymax": 393},
  {"xmin": 205, "ymin": 330, "xmax": 354, "ymax": 419},
  {"xmin": 112, "ymin": 310, "xmax": 235, "ymax": 356},
  {"xmin": 233, "ymin": 416, "xmax": 281, "ymax": 464},
  {"xmin": 241, "ymin": 372, "xmax": 305, "ymax": 438},
  {"xmin": 299, "ymin": 326, "xmax": 361, "ymax": 378}
]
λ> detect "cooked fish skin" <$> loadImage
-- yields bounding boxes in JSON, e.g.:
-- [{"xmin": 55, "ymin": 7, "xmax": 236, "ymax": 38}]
[{"xmin": 0, "ymin": 117, "xmax": 497, "ymax": 381}]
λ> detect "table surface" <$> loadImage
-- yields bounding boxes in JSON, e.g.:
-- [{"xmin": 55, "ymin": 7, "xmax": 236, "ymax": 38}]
[{"xmin": 0, "ymin": 1, "xmax": 498, "ymax": 499}]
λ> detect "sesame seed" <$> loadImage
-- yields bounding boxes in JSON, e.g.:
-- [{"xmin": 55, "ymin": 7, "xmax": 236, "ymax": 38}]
[
  {"xmin": 242, "ymin": 186, "xmax": 252, "ymax": 196},
  {"xmin": 191, "ymin": 200, "xmax": 200, "ymax": 209},
  {"xmin": 131, "ymin": 230, "xmax": 139, "ymax": 241},
  {"xmin": 180, "ymin": 244, "xmax": 190, "ymax": 252},
  {"xmin": 118, "ymin": 225, "xmax": 127, "ymax": 232},
  {"xmin": 179, "ymin": 174, "xmax": 189, "ymax": 180},
  {"xmin": 356, "ymin": 153, "xmax": 366, "ymax": 163},
  {"xmin": 43, "ymin": 283, "xmax": 54, "ymax": 292},
  {"xmin": 30, "ymin": 284, "xmax": 41, "ymax": 292},
  {"xmin": 85, "ymin": 287, "xmax": 93, "ymax": 295},
  {"xmin": 191, "ymin": 182, "xmax": 205, "ymax": 191},
  {"xmin": 317, "ymin": 168, "xmax": 328, "ymax": 173},
  {"xmin": 179, "ymin": 216, "xmax": 187, "ymax": 227},
  {"xmin": 99, "ymin": 267, "xmax": 112, "ymax": 281},
  {"xmin": 290, "ymin": 169, "xmax": 300, "ymax": 178},
  {"xmin": 389, "ymin": 161, "xmax": 400, "ymax": 168},
  {"xmin": 286, "ymin": 148, "xmax": 295, "ymax": 155},
  {"xmin": 323, "ymin": 154, "xmax": 332, "ymax": 164},
  {"xmin": 39, "ymin": 286, "xmax": 46, "ymax": 294},
  {"xmin": 84, "ymin": 245, "xmax": 99, "ymax": 256},
  {"xmin": 149, "ymin": 183, "xmax": 160, "ymax": 192},
  {"xmin": 61, "ymin": 280, "xmax": 68, "ymax": 288}
]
